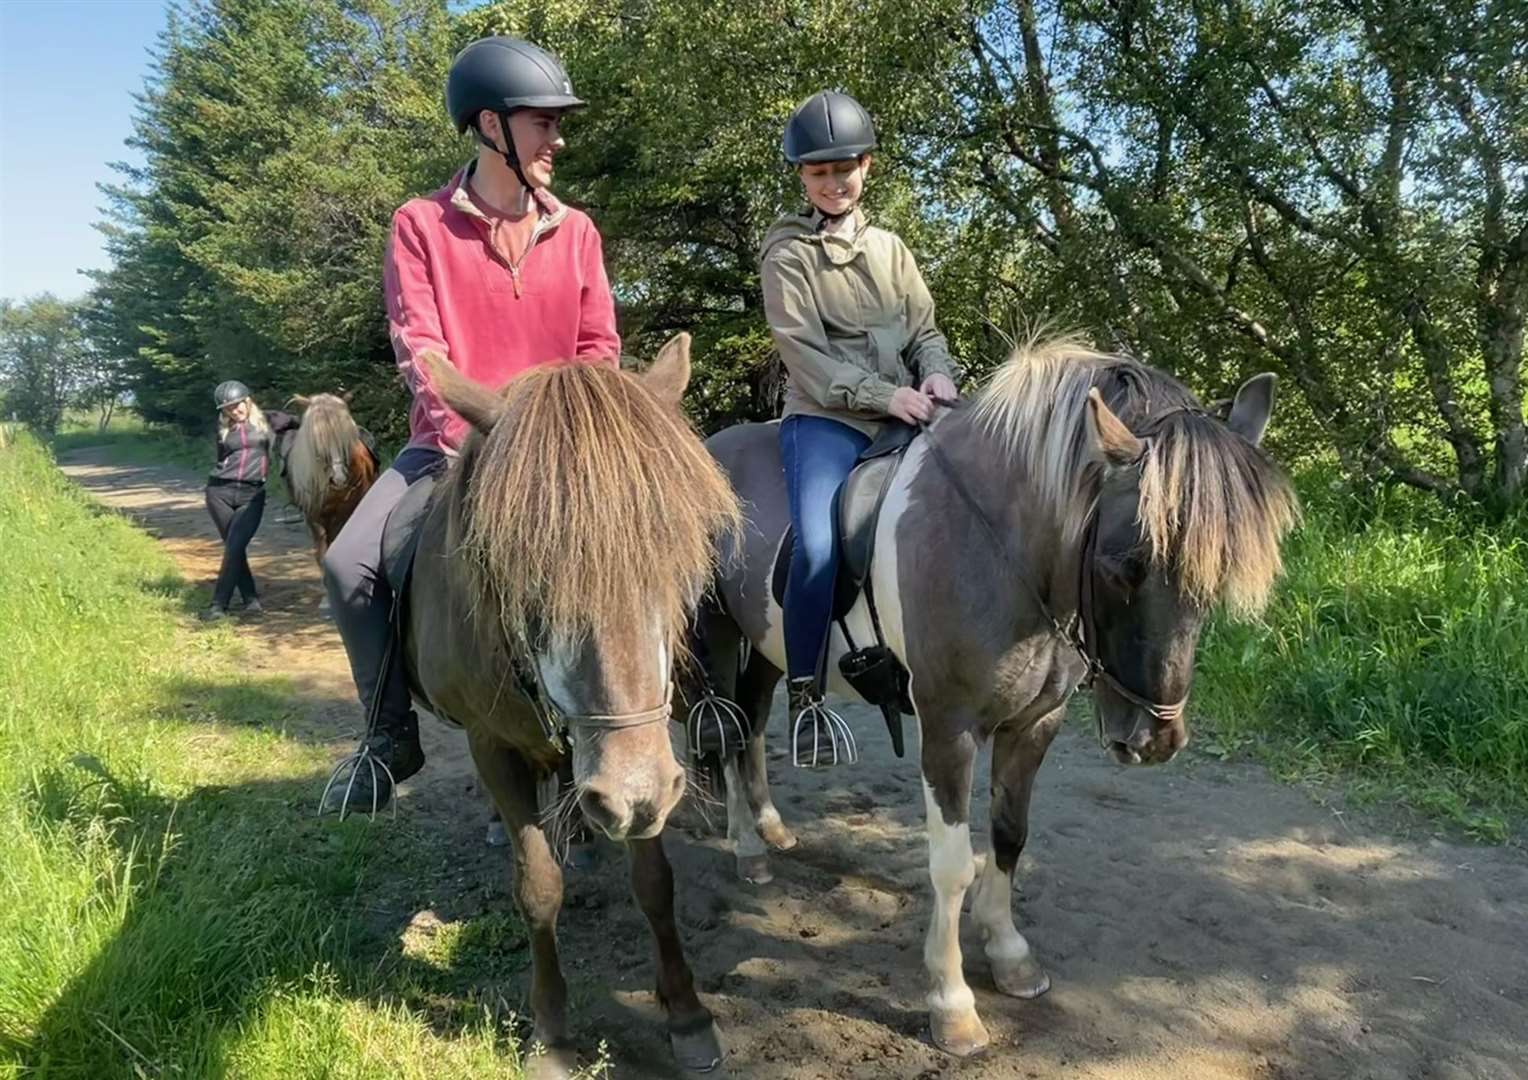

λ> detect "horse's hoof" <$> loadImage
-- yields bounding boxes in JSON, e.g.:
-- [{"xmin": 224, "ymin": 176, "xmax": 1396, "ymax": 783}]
[
  {"xmin": 484, "ymin": 819, "xmax": 509, "ymax": 847},
  {"xmin": 930, "ymin": 1007, "xmax": 990, "ymax": 1057},
  {"xmin": 737, "ymin": 853, "xmax": 773, "ymax": 885},
  {"xmin": 993, "ymin": 954, "xmax": 1050, "ymax": 999},
  {"xmin": 758, "ymin": 821, "xmax": 797, "ymax": 852},
  {"xmin": 523, "ymin": 1043, "xmax": 578, "ymax": 1080},
  {"xmin": 671, "ymin": 1021, "xmax": 725, "ymax": 1075}
]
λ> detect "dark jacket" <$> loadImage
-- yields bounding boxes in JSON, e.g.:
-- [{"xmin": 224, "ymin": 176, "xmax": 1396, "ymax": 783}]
[{"xmin": 209, "ymin": 410, "xmax": 299, "ymax": 485}]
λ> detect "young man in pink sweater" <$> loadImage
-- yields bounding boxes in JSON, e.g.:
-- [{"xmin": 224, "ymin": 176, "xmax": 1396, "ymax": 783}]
[{"xmin": 321, "ymin": 36, "xmax": 620, "ymax": 814}]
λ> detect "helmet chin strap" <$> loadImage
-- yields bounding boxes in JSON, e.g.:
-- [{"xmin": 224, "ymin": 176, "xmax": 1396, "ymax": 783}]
[{"xmin": 473, "ymin": 110, "xmax": 536, "ymax": 214}]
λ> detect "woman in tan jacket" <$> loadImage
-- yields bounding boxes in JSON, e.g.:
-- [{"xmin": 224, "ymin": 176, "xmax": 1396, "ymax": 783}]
[{"xmin": 762, "ymin": 89, "xmax": 959, "ymax": 767}]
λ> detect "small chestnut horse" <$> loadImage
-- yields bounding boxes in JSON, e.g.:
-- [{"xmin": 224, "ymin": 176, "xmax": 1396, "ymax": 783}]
[{"xmin": 283, "ymin": 392, "xmax": 378, "ymax": 567}]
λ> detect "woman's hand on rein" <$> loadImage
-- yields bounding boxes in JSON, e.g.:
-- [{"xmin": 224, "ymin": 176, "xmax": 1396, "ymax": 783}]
[
  {"xmin": 889, "ymin": 386, "xmax": 937, "ymax": 425},
  {"xmin": 921, "ymin": 373, "xmax": 958, "ymax": 405}
]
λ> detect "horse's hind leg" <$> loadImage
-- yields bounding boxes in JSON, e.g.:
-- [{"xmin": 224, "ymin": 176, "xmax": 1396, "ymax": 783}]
[
  {"xmin": 468, "ymin": 733, "xmax": 576, "ymax": 1077},
  {"xmin": 971, "ymin": 707, "xmax": 1062, "ymax": 1000},
  {"xmin": 727, "ymin": 654, "xmax": 793, "ymax": 883},
  {"xmin": 628, "ymin": 834, "xmax": 725, "ymax": 1076}
]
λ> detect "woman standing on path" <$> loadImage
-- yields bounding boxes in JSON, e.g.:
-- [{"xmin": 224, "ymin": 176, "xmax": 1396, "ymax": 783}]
[{"xmin": 202, "ymin": 379, "xmax": 298, "ymax": 621}]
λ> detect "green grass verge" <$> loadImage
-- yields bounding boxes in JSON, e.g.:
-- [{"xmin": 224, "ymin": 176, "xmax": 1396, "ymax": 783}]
[
  {"xmin": 1195, "ymin": 470, "xmax": 1528, "ymax": 842},
  {"xmin": 50, "ymin": 412, "xmax": 210, "ymax": 472},
  {"xmin": 0, "ymin": 432, "xmax": 600, "ymax": 1078}
]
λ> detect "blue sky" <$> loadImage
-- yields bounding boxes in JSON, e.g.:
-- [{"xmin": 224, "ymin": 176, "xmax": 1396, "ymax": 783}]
[{"xmin": 0, "ymin": 0, "xmax": 169, "ymax": 303}]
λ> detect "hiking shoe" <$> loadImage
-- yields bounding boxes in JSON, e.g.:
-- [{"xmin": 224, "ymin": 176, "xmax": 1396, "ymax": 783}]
[{"xmin": 200, "ymin": 605, "xmax": 229, "ymax": 622}]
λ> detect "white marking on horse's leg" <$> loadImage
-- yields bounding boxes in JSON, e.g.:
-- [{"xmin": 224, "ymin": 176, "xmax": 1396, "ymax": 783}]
[
  {"xmin": 724, "ymin": 758, "xmax": 766, "ymax": 859},
  {"xmin": 971, "ymin": 844, "xmax": 1050, "ymax": 998},
  {"xmin": 922, "ymin": 777, "xmax": 986, "ymax": 1053},
  {"xmin": 971, "ymin": 845, "xmax": 1027, "ymax": 964},
  {"xmin": 725, "ymin": 756, "xmax": 770, "ymax": 883}
]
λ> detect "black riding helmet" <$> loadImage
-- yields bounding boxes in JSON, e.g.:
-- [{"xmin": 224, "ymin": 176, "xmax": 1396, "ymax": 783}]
[
  {"xmin": 782, "ymin": 90, "xmax": 877, "ymax": 165},
  {"xmin": 214, "ymin": 380, "xmax": 251, "ymax": 410},
  {"xmin": 445, "ymin": 37, "xmax": 586, "ymax": 193}
]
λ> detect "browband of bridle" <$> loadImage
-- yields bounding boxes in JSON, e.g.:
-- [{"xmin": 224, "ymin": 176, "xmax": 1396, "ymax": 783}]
[{"xmin": 920, "ymin": 405, "xmax": 1188, "ymax": 735}]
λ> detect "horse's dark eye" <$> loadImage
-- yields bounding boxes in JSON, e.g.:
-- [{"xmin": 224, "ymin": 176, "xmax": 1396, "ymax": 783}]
[{"xmin": 1098, "ymin": 553, "xmax": 1148, "ymax": 592}]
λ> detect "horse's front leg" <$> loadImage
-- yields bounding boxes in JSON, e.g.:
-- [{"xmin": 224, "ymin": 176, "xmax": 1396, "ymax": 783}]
[
  {"xmin": 970, "ymin": 707, "xmax": 1062, "ymax": 999},
  {"xmin": 308, "ymin": 520, "xmax": 328, "ymax": 569},
  {"xmin": 468, "ymin": 733, "xmax": 576, "ymax": 1079},
  {"xmin": 920, "ymin": 722, "xmax": 987, "ymax": 1056},
  {"xmin": 627, "ymin": 833, "xmax": 725, "ymax": 1075}
]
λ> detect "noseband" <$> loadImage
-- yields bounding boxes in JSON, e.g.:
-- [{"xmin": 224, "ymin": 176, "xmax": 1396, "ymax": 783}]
[{"xmin": 921, "ymin": 408, "xmax": 1188, "ymax": 734}]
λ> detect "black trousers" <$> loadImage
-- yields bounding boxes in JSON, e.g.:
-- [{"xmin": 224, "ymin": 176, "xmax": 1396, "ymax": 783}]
[{"xmin": 205, "ymin": 481, "xmax": 266, "ymax": 608}]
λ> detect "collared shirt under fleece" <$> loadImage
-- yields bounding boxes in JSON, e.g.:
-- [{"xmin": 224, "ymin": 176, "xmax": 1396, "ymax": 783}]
[{"xmin": 383, "ymin": 163, "xmax": 622, "ymax": 454}]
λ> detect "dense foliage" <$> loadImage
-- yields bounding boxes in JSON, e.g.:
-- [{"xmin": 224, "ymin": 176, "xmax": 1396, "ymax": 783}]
[{"xmin": 79, "ymin": 0, "xmax": 1524, "ymax": 507}]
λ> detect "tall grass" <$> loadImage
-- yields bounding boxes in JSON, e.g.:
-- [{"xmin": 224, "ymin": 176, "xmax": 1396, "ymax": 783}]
[
  {"xmin": 1196, "ymin": 469, "xmax": 1528, "ymax": 839},
  {"xmin": 0, "ymin": 434, "xmax": 580, "ymax": 1078}
]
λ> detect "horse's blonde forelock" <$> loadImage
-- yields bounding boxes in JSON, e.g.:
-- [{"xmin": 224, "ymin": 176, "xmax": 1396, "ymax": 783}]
[
  {"xmin": 452, "ymin": 362, "xmax": 742, "ymax": 652},
  {"xmin": 971, "ymin": 334, "xmax": 1299, "ymax": 617},
  {"xmin": 286, "ymin": 394, "xmax": 360, "ymax": 517}
]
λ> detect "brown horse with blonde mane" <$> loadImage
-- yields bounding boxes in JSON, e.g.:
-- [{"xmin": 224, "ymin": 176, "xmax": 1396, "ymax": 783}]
[
  {"xmin": 688, "ymin": 335, "xmax": 1299, "ymax": 1056},
  {"xmin": 283, "ymin": 392, "xmax": 378, "ymax": 567},
  {"xmin": 404, "ymin": 335, "xmax": 740, "ymax": 1078}
]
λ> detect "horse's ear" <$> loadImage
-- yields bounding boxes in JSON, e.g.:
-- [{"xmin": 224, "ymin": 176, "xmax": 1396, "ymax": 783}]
[
  {"xmin": 288, "ymin": 395, "xmax": 311, "ymax": 410},
  {"xmin": 341, "ymin": 389, "xmax": 354, "ymax": 405},
  {"xmin": 643, "ymin": 332, "xmax": 692, "ymax": 408},
  {"xmin": 419, "ymin": 350, "xmax": 504, "ymax": 434},
  {"xmin": 1226, "ymin": 372, "xmax": 1276, "ymax": 446},
  {"xmin": 1086, "ymin": 388, "xmax": 1144, "ymax": 467}
]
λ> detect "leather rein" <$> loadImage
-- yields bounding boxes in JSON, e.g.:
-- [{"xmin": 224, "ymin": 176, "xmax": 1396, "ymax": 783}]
[{"xmin": 919, "ymin": 404, "xmax": 1188, "ymax": 733}]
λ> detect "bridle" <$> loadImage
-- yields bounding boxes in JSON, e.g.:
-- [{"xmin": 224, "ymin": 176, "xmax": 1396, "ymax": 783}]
[
  {"xmin": 919, "ymin": 403, "xmax": 1190, "ymax": 736},
  {"xmin": 507, "ymin": 632, "xmax": 673, "ymax": 753}
]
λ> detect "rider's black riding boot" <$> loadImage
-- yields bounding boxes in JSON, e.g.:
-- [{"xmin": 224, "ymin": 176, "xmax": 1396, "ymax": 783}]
[
  {"xmin": 788, "ymin": 676, "xmax": 858, "ymax": 767},
  {"xmin": 320, "ymin": 709, "xmax": 425, "ymax": 816}
]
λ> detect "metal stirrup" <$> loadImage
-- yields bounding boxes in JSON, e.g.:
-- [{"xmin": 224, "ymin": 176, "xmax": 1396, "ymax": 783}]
[
  {"xmin": 792, "ymin": 700, "xmax": 859, "ymax": 767},
  {"xmin": 687, "ymin": 690, "xmax": 751, "ymax": 756}
]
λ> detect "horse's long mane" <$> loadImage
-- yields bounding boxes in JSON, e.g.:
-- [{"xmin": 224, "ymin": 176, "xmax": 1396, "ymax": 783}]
[
  {"xmin": 286, "ymin": 394, "xmax": 363, "ymax": 518},
  {"xmin": 972, "ymin": 334, "xmax": 1299, "ymax": 617},
  {"xmin": 448, "ymin": 362, "xmax": 741, "ymax": 651}
]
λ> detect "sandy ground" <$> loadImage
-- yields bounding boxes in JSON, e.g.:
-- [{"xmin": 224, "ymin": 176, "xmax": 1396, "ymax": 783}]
[{"xmin": 57, "ymin": 448, "xmax": 1528, "ymax": 1080}]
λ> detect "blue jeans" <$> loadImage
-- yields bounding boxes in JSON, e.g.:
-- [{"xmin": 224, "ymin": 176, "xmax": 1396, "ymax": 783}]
[{"xmin": 780, "ymin": 416, "xmax": 871, "ymax": 681}]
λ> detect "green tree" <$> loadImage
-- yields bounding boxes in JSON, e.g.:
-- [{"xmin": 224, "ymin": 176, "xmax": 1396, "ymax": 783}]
[
  {"xmin": 0, "ymin": 295, "xmax": 89, "ymax": 435},
  {"xmin": 957, "ymin": 0, "xmax": 1527, "ymax": 508}
]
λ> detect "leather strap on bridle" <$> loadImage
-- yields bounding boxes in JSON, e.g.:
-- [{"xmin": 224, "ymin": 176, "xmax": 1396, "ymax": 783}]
[{"xmin": 508, "ymin": 632, "xmax": 673, "ymax": 751}]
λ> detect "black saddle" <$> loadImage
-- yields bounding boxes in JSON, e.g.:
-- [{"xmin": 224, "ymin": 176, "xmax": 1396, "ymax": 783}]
[
  {"xmin": 770, "ymin": 420, "xmax": 919, "ymax": 754},
  {"xmin": 770, "ymin": 421, "xmax": 915, "ymax": 612},
  {"xmin": 377, "ymin": 468, "xmax": 449, "ymax": 723},
  {"xmin": 381, "ymin": 470, "xmax": 437, "ymax": 595}
]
